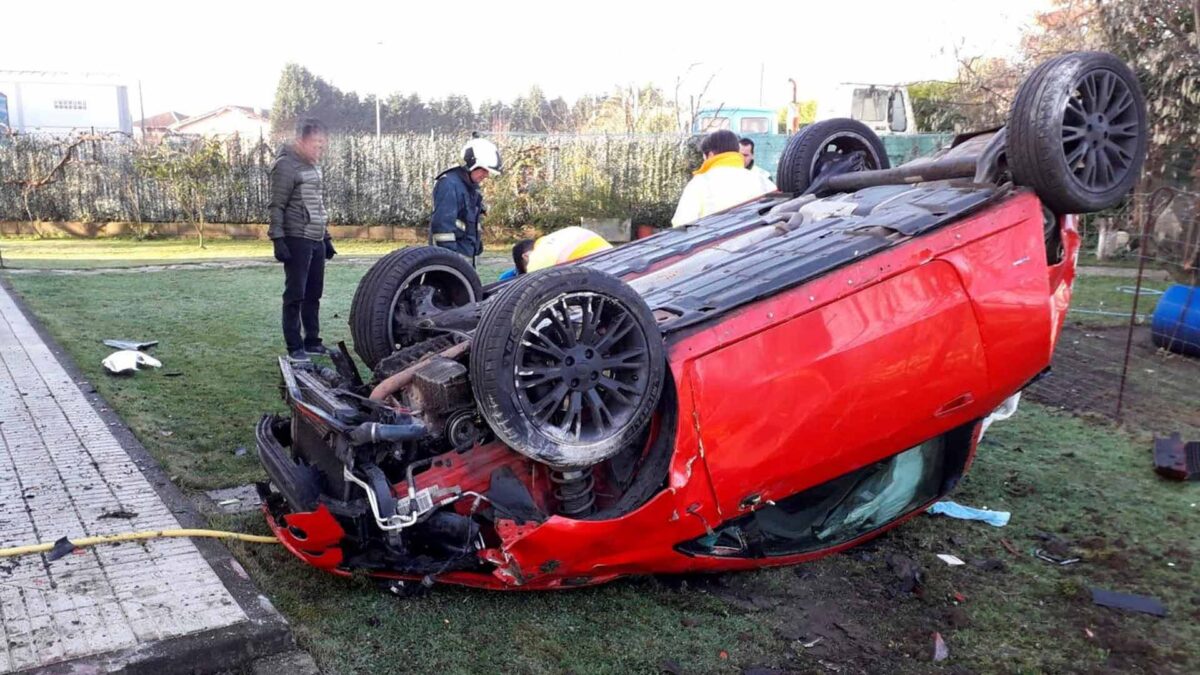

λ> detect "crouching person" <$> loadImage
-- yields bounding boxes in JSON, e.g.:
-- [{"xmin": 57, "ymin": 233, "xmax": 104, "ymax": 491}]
[{"xmin": 268, "ymin": 117, "xmax": 334, "ymax": 362}]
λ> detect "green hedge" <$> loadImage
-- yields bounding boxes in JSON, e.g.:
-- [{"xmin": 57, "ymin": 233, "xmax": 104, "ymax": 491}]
[{"xmin": 0, "ymin": 133, "xmax": 699, "ymax": 229}]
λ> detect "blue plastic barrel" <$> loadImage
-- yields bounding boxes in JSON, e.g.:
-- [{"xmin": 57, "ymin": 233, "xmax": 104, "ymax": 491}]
[{"xmin": 1151, "ymin": 283, "xmax": 1200, "ymax": 357}]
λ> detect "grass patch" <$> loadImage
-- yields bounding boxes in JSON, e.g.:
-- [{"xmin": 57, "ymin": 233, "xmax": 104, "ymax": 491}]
[
  {"xmin": 0, "ymin": 237, "xmax": 512, "ymax": 270},
  {"xmin": 6, "ymin": 252, "xmax": 1197, "ymax": 673},
  {"xmin": 1069, "ymin": 274, "xmax": 1173, "ymax": 327},
  {"xmin": 5, "ymin": 255, "xmax": 508, "ymax": 488}
]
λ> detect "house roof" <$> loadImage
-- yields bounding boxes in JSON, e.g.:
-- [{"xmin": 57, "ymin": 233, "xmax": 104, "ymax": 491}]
[
  {"xmin": 137, "ymin": 111, "xmax": 189, "ymax": 129},
  {"xmin": 169, "ymin": 105, "xmax": 270, "ymax": 131}
]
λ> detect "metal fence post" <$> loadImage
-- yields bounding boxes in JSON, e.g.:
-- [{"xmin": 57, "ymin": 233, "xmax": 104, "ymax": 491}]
[{"xmin": 1115, "ymin": 187, "xmax": 1175, "ymax": 419}]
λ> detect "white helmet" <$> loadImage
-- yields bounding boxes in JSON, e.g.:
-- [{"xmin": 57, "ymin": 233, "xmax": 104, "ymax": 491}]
[{"xmin": 463, "ymin": 138, "xmax": 502, "ymax": 176}]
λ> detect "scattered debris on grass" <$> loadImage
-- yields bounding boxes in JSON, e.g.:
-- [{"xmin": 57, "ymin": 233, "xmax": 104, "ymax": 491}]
[
  {"xmin": 1153, "ymin": 433, "xmax": 1200, "ymax": 481},
  {"xmin": 926, "ymin": 500, "xmax": 1011, "ymax": 527},
  {"xmin": 101, "ymin": 339, "xmax": 158, "ymax": 351},
  {"xmin": 1090, "ymin": 588, "xmax": 1168, "ymax": 617},
  {"xmin": 933, "ymin": 632, "xmax": 949, "ymax": 662},
  {"xmin": 1034, "ymin": 549, "xmax": 1082, "ymax": 566},
  {"xmin": 102, "ymin": 350, "xmax": 162, "ymax": 375},
  {"xmin": 937, "ymin": 554, "xmax": 966, "ymax": 566}
]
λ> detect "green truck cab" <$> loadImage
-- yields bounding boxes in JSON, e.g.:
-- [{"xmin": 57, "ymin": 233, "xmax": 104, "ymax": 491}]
[{"xmin": 692, "ymin": 89, "xmax": 951, "ymax": 176}]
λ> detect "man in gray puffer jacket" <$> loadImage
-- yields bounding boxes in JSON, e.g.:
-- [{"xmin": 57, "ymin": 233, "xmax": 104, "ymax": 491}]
[{"xmin": 269, "ymin": 117, "xmax": 335, "ymax": 361}]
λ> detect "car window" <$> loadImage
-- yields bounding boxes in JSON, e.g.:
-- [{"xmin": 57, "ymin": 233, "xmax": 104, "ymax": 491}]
[
  {"xmin": 677, "ymin": 422, "xmax": 975, "ymax": 558},
  {"xmin": 739, "ymin": 117, "xmax": 770, "ymax": 134},
  {"xmin": 851, "ymin": 88, "xmax": 889, "ymax": 123},
  {"xmin": 696, "ymin": 116, "xmax": 731, "ymax": 132}
]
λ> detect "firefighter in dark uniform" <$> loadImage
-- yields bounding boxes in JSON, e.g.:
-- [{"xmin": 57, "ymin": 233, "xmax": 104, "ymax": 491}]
[{"xmin": 429, "ymin": 138, "xmax": 502, "ymax": 266}]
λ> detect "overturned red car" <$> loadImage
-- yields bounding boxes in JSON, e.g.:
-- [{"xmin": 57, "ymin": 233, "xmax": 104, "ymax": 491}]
[{"xmin": 256, "ymin": 52, "xmax": 1147, "ymax": 590}]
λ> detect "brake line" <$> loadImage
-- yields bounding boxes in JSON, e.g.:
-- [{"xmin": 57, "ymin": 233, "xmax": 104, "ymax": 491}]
[{"xmin": 0, "ymin": 529, "xmax": 279, "ymax": 560}]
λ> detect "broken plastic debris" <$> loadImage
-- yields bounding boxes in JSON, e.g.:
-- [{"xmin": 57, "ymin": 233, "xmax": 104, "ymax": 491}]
[
  {"xmin": 936, "ymin": 554, "xmax": 965, "ymax": 566},
  {"xmin": 979, "ymin": 392, "xmax": 1021, "ymax": 438},
  {"xmin": 102, "ymin": 350, "xmax": 162, "ymax": 375},
  {"xmin": 1034, "ymin": 548, "xmax": 1081, "ymax": 566},
  {"xmin": 1152, "ymin": 433, "xmax": 1200, "ymax": 481},
  {"xmin": 46, "ymin": 537, "xmax": 77, "ymax": 561},
  {"xmin": 927, "ymin": 500, "xmax": 1011, "ymax": 527},
  {"xmin": 102, "ymin": 339, "xmax": 158, "ymax": 351},
  {"xmin": 234, "ymin": 446, "xmax": 248, "ymax": 457},
  {"xmin": 1090, "ymin": 588, "xmax": 1167, "ymax": 617},
  {"xmin": 932, "ymin": 632, "xmax": 949, "ymax": 662}
]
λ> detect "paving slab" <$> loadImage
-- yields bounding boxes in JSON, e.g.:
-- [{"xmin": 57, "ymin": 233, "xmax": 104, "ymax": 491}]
[{"xmin": 0, "ymin": 281, "xmax": 293, "ymax": 673}]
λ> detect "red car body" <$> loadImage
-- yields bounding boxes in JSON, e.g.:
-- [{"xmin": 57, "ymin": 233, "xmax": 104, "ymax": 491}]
[{"xmin": 262, "ymin": 190, "xmax": 1080, "ymax": 590}]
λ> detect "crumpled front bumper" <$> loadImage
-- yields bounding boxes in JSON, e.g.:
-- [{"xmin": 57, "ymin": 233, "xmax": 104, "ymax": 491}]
[{"xmin": 255, "ymin": 414, "xmax": 349, "ymax": 572}]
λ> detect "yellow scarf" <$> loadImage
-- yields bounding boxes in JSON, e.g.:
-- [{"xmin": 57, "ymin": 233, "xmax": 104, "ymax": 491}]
[{"xmin": 694, "ymin": 151, "xmax": 745, "ymax": 175}]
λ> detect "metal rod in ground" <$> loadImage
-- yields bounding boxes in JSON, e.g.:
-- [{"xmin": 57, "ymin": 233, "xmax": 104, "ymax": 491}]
[{"xmin": 1115, "ymin": 188, "xmax": 1174, "ymax": 418}]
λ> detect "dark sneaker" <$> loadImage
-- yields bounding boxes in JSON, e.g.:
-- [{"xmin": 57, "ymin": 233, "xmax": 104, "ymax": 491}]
[
  {"xmin": 305, "ymin": 344, "xmax": 332, "ymax": 357},
  {"xmin": 287, "ymin": 350, "xmax": 312, "ymax": 363}
]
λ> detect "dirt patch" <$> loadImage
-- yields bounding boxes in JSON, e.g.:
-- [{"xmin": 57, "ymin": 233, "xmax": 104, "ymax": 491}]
[{"xmin": 1026, "ymin": 323, "xmax": 1200, "ymax": 436}]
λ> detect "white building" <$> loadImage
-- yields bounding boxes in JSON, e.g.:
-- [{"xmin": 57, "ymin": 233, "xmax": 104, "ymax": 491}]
[
  {"xmin": 0, "ymin": 71, "xmax": 133, "ymax": 135},
  {"xmin": 169, "ymin": 105, "xmax": 270, "ymax": 140}
]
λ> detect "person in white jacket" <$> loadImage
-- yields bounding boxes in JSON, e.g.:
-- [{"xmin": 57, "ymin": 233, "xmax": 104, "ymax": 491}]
[
  {"xmin": 740, "ymin": 137, "xmax": 776, "ymax": 185},
  {"xmin": 671, "ymin": 129, "xmax": 777, "ymax": 227}
]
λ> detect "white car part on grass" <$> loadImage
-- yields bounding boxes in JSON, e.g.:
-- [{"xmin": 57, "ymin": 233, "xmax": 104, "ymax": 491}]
[{"xmin": 102, "ymin": 350, "xmax": 162, "ymax": 375}]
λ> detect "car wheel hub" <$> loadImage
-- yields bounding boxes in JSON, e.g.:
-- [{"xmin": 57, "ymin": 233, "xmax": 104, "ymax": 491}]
[
  {"xmin": 1063, "ymin": 69, "xmax": 1138, "ymax": 193},
  {"xmin": 514, "ymin": 292, "xmax": 651, "ymax": 443}
]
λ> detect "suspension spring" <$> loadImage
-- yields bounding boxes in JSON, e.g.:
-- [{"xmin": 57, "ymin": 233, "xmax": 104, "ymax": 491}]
[{"xmin": 550, "ymin": 468, "xmax": 596, "ymax": 517}]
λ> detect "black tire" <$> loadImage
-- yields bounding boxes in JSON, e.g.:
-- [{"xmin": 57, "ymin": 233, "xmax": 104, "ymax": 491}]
[
  {"xmin": 470, "ymin": 267, "xmax": 666, "ymax": 468},
  {"xmin": 350, "ymin": 247, "xmax": 482, "ymax": 369},
  {"xmin": 776, "ymin": 118, "xmax": 890, "ymax": 194},
  {"xmin": 1008, "ymin": 51, "xmax": 1147, "ymax": 214}
]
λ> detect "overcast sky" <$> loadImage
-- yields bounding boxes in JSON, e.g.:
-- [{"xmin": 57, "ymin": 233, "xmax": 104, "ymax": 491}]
[{"xmin": 6, "ymin": 0, "xmax": 1050, "ymax": 116}]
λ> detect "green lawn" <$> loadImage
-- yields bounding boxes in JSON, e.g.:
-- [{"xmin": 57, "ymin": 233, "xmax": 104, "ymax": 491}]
[
  {"xmin": 4, "ymin": 245, "xmax": 1198, "ymax": 673},
  {"xmin": 0, "ymin": 237, "xmax": 512, "ymax": 270},
  {"xmin": 5, "ymin": 254, "xmax": 509, "ymax": 489},
  {"xmin": 1069, "ymin": 274, "xmax": 1174, "ymax": 327}
]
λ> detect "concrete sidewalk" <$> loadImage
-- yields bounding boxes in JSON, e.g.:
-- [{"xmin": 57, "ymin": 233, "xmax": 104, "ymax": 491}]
[{"xmin": 0, "ymin": 282, "xmax": 295, "ymax": 673}]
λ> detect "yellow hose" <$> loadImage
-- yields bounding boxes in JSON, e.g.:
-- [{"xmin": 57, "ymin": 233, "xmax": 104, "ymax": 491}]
[{"xmin": 0, "ymin": 529, "xmax": 278, "ymax": 559}]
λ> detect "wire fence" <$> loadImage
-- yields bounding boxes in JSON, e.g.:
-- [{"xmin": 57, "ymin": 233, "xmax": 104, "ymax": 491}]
[
  {"xmin": 0, "ymin": 131, "xmax": 698, "ymax": 230},
  {"xmin": 1027, "ymin": 180, "xmax": 1200, "ymax": 438}
]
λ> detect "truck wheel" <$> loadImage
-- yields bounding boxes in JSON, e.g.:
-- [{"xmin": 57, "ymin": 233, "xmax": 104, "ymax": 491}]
[
  {"xmin": 1008, "ymin": 51, "xmax": 1147, "ymax": 214},
  {"xmin": 776, "ymin": 118, "xmax": 889, "ymax": 194},
  {"xmin": 350, "ymin": 247, "xmax": 482, "ymax": 368},
  {"xmin": 470, "ymin": 267, "xmax": 666, "ymax": 468}
]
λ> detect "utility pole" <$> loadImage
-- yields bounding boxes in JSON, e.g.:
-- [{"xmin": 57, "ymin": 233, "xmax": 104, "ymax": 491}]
[
  {"xmin": 759, "ymin": 63, "xmax": 764, "ymax": 106},
  {"xmin": 375, "ymin": 41, "xmax": 384, "ymax": 142},
  {"xmin": 137, "ymin": 79, "xmax": 146, "ymax": 141}
]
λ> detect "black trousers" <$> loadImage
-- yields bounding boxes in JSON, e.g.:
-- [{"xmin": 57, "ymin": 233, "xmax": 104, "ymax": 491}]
[{"xmin": 281, "ymin": 236, "xmax": 326, "ymax": 353}]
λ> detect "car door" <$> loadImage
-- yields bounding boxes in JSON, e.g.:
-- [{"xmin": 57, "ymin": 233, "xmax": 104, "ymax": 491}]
[{"xmin": 687, "ymin": 259, "xmax": 990, "ymax": 519}]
